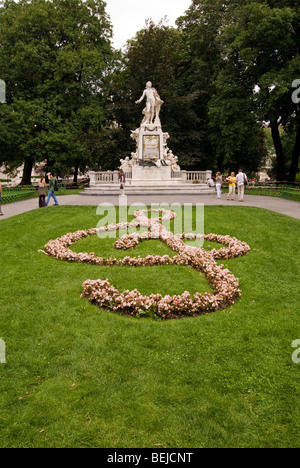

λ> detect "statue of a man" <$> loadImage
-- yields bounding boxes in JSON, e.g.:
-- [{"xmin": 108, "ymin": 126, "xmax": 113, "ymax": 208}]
[{"xmin": 135, "ymin": 81, "xmax": 164, "ymax": 125}]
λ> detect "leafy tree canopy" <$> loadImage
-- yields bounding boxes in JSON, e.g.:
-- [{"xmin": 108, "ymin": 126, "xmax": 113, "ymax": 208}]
[{"xmin": 0, "ymin": 0, "xmax": 115, "ymax": 183}]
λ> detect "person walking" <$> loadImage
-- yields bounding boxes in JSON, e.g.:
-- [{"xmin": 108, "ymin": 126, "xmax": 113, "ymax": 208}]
[
  {"xmin": 0, "ymin": 181, "xmax": 3, "ymax": 216},
  {"xmin": 45, "ymin": 173, "xmax": 59, "ymax": 206},
  {"xmin": 215, "ymin": 172, "xmax": 223, "ymax": 199},
  {"xmin": 38, "ymin": 177, "xmax": 46, "ymax": 208},
  {"xmin": 236, "ymin": 169, "xmax": 248, "ymax": 202},
  {"xmin": 226, "ymin": 172, "xmax": 236, "ymax": 200}
]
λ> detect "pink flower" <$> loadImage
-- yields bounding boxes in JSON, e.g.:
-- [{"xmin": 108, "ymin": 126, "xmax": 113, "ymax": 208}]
[{"xmin": 43, "ymin": 209, "xmax": 251, "ymax": 319}]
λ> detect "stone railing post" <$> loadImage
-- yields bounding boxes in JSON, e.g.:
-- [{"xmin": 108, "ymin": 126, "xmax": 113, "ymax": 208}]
[
  {"xmin": 89, "ymin": 171, "xmax": 96, "ymax": 185},
  {"xmin": 206, "ymin": 170, "xmax": 212, "ymax": 181},
  {"xmin": 113, "ymin": 171, "xmax": 119, "ymax": 184}
]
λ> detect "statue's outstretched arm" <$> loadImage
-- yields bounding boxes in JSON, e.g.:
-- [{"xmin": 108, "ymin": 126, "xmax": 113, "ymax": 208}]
[{"xmin": 135, "ymin": 90, "xmax": 146, "ymax": 104}]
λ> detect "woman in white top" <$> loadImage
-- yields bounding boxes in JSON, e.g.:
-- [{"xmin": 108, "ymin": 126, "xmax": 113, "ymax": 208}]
[
  {"xmin": 215, "ymin": 172, "xmax": 223, "ymax": 199},
  {"xmin": 38, "ymin": 178, "xmax": 46, "ymax": 208}
]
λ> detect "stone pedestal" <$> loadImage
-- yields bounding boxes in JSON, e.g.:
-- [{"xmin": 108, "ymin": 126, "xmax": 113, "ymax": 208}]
[
  {"xmin": 85, "ymin": 82, "xmax": 212, "ymax": 196},
  {"xmin": 138, "ymin": 123, "xmax": 164, "ymax": 161},
  {"xmin": 133, "ymin": 165, "xmax": 171, "ymax": 180},
  {"xmin": 129, "ymin": 165, "xmax": 182, "ymax": 186}
]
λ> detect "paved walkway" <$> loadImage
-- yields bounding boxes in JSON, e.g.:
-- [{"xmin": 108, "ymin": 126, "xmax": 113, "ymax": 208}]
[{"xmin": 0, "ymin": 192, "xmax": 299, "ymax": 220}]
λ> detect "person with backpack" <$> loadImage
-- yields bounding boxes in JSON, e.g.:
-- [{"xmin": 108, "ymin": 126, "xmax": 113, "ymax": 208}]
[{"xmin": 45, "ymin": 173, "xmax": 59, "ymax": 206}]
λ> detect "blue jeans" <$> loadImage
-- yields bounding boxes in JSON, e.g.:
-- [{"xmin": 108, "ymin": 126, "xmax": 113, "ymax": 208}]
[{"xmin": 46, "ymin": 190, "xmax": 59, "ymax": 206}]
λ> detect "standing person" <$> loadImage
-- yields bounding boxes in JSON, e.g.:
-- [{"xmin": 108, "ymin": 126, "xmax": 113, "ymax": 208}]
[
  {"xmin": 38, "ymin": 177, "xmax": 46, "ymax": 208},
  {"xmin": 215, "ymin": 172, "xmax": 223, "ymax": 199},
  {"xmin": 119, "ymin": 169, "xmax": 126, "ymax": 195},
  {"xmin": 226, "ymin": 172, "xmax": 236, "ymax": 201},
  {"xmin": 45, "ymin": 173, "xmax": 59, "ymax": 206},
  {"xmin": 0, "ymin": 181, "xmax": 3, "ymax": 216},
  {"xmin": 236, "ymin": 169, "xmax": 248, "ymax": 202}
]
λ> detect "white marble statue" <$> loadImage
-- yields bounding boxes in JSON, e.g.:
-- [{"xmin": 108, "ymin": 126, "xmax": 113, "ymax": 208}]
[
  {"xmin": 119, "ymin": 82, "xmax": 181, "ymax": 173},
  {"xmin": 119, "ymin": 156, "xmax": 133, "ymax": 171},
  {"xmin": 135, "ymin": 81, "xmax": 164, "ymax": 125},
  {"xmin": 165, "ymin": 150, "xmax": 181, "ymax": 172}
]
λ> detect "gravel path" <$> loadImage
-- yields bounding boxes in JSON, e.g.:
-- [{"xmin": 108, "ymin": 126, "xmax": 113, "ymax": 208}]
[{"xmin": 0, "ymin": 192, "xmax": 299, "ymax": 221}]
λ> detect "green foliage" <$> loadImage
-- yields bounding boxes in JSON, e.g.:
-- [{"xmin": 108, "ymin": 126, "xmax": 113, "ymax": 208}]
[
  {"xmin": 1, "ymin": 187, "xmax": 82, "ymax": 204},
  {"xmin": 0, "ymin": 0, "xmax": 115, "ymax": 182},
  {"xmin": 0, "ymin": 0, "xmax": 299, "ymax": 180},
  {"xmin": 1, "ymin": 189, "xmax": 37, "ymax": 204},
  {"xmin": 106, "ymin": 19, "xmax": 208, "ymax": 170},
  {"xmin": 214, "ymin": 0, "xmax": 300, "ymax": 180},
  {"xmin": 208, "ymin": 65, "xmax": 268, "ymax": 172},
  {"xmin": 176, "ymin": 0, "xmax": 300, "ymax": 178},
  {"xmin": 0, "ymin": 205, "xmax": 300, "ymax": 447}
]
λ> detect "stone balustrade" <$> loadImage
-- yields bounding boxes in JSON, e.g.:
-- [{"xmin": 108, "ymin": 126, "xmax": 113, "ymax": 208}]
[{"xmin": 89, "ymin": 170, "xmax": 212, "ymax": 185}]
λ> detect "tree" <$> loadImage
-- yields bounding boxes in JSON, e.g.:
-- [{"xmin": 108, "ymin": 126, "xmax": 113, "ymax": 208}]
[
  {"xmin": 106, "ymin": 19, "xmax": 206, "ymax": 170},
  {"xmin": 177, "ymin": 0, "xmax": 268, "ymax": 174},
  {"xmin": 216, "ymin": 0, "xmax": 300, "ymax": 181},
  {"xmin": 208, "ymin": 65, "xmax": 268, "ymax": 173},
  {"xmin": 176, "ymin": 0, "xmax": 226, "ymax": 172},
  {"xmin": 0, "ymin": 0, "xmax": 114, "ymax": 184},
  {"xmin": 177, "ymin": 0, "xmax": 300, "ymax": 179}
]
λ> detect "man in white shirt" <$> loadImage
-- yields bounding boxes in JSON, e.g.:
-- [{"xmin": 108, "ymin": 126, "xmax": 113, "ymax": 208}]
[{"xmin": 235, "ymin": 169, "xmax": 248, "ymax": 202}]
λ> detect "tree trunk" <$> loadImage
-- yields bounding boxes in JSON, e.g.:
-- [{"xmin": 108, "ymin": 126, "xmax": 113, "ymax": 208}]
[
  {"xmin": 289, "ymin": 117, "xmax": 300, "ymax": 183},
  {"xmin": 270, "ymin": 119, "xmax": 286, "ymax": 181},
  {"xmin": 45, "ymin": 157, "xmax": 54, "ymax": 175},
  {"xmin": 20, "ymin": 157, "xmax": 34, "ymax": 186}
]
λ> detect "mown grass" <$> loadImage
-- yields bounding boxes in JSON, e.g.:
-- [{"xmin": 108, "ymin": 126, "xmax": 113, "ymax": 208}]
[
  {"xmin": 222, "ymin": 185, "xmax": 300, "ymax": 202},
  {"xmin": 1, "ymin": 188, "xmax": 83, "ymax": 204},
  {"xmin": 0, "ymin": 205, "xmax": 299, "ymax": 448}
]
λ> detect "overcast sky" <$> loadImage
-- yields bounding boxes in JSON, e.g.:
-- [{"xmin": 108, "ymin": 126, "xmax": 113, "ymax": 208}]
[{"xmin": 105, "ymin": 0, "xmax": 192, "ymax": 49}]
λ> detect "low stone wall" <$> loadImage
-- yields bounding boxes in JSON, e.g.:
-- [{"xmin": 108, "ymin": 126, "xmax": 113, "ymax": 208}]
[{"xmin": 89, "ymin": 170, "xmax": 212, "ymax": 185}]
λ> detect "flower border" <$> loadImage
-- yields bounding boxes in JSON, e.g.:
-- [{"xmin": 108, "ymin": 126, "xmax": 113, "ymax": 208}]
[{"xmin": 43, "ymin": 209, "xmax": 250, "ymax": 319}]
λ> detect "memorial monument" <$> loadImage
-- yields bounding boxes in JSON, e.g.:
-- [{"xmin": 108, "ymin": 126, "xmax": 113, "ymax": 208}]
[
  {"xmin": 119, "ymin": 81, "xmax": 185, "ymax": 186},
  {"xmin": 86, "ymin": 82, "xmax": 212, "ymax": 195}
]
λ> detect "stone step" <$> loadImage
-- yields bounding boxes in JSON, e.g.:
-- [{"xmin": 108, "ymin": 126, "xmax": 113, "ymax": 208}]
[{"xmin": 83, "ymin": 185, "xmax": 214, "ymax": 196}]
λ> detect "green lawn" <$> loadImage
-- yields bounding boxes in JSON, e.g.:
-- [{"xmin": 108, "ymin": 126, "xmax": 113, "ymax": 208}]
[
  {"xmin": 0, "ymin": 205, "xmax": 299, "ymax": 448},
  {"xmin": 223, "ymin": 186, "xmax": 300, "ymax": 202},
  {"xmin": 1, "ymin": 188, "xmax": 83, "ymax": 204}
]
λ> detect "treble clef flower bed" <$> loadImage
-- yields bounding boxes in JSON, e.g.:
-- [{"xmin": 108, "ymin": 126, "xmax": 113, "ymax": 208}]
[{"xmin": 43, "ymin": 209, "xmax": 250, "ymax": 319}]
